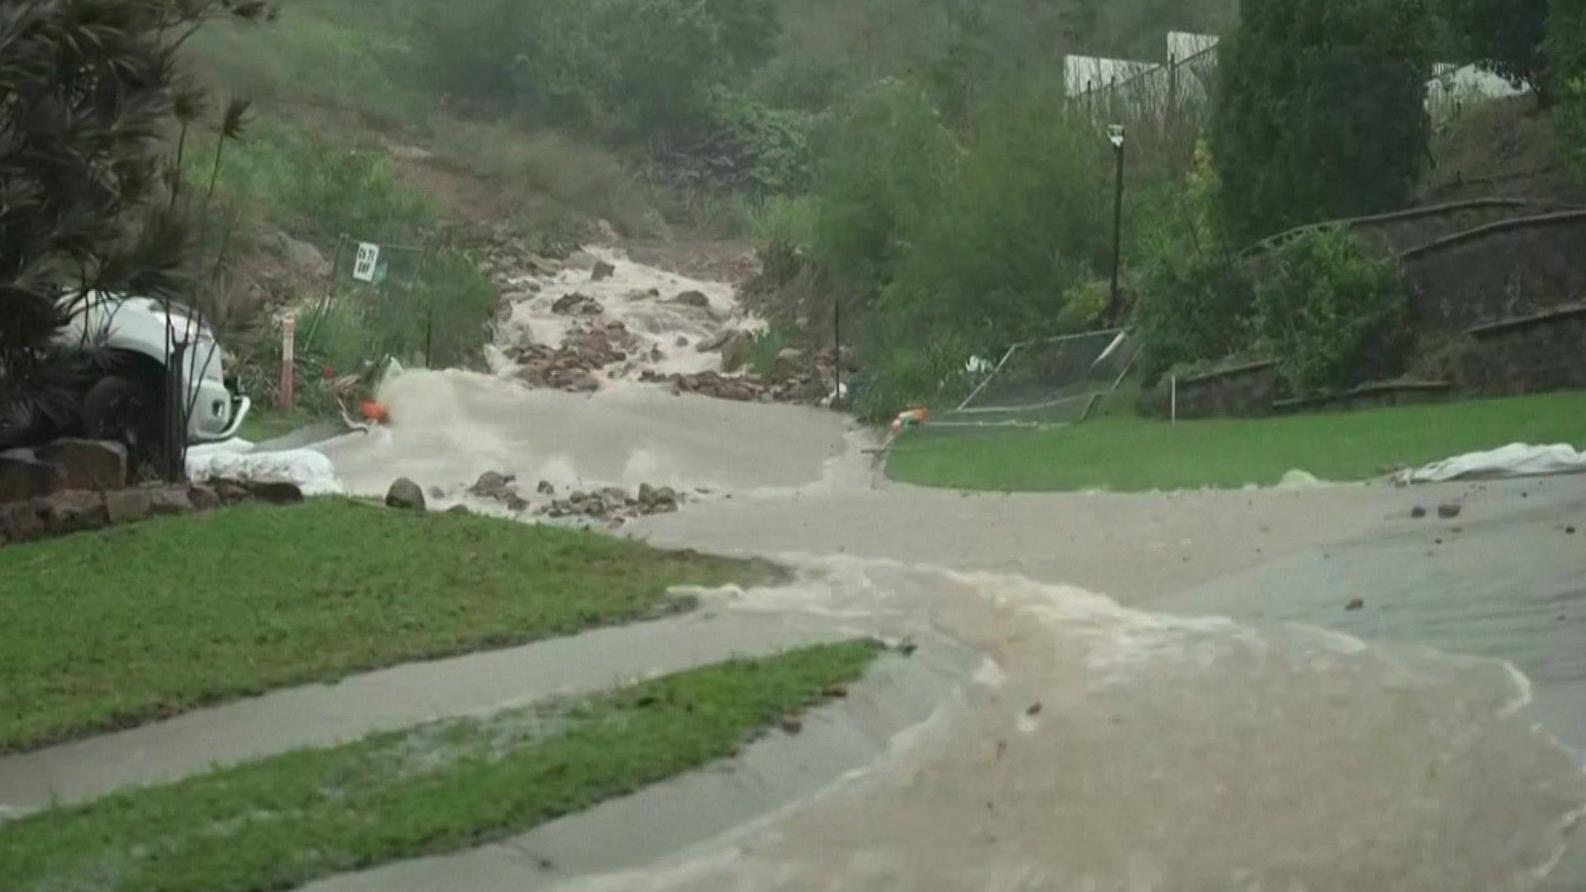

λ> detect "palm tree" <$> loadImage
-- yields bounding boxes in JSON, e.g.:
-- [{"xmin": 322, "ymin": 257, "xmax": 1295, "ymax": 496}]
[{"xmin": 0, "ymin": 0, "xmax": 269, "ymax": 454}]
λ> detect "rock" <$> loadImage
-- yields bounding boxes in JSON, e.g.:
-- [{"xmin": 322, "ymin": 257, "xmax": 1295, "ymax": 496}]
[
  {"xmin": 673, "ymin": 290, "xmax": 710, "ymax": 308},
  {"xmin": 148, "ymin": 487, "xmax": 194, "ymax": 516},
  {"xmin": 0, "ymin": 500, "xmax": 45, "ymax": 543},
  {"xmin": 696, "ymin": 330, "xmax": 732, "ymax": 353},
  {"xmin": 591, "ymin": 260, "xmax": 617, "ymax": 282},
  {"xmin": 386, "ymin": 478, "xmax": 427, "ymax": 511},
  {"xmin": 771, "ymin": 348, "xmax": 807, "ymax": 382},
  {"xmin": 0, "ymin": 452, "xmax": 67, "ymax": 504},
  {"xmin": 1437, "ymin": 503, "xmax": 1463, "ymax": 519},
  {"xmin": 637, "ymin": 483, "xmax": 680, "ymax": 515},
  {"xmin": 470, "ymin": 471, "xmax": 516, "ymax": 500},
  {"xmin": 537, "ymin": 480, "xmax": 556, "ymax": 496},
  {"xmin": 505, "ymin": 494, "xmax": 530, "ymax": 512},
  {"xmin": 1026, "ymin": 702, "xmax": 1044, "ymax": 717},
  {"xmin": 675, "ymin": 336, "xmax": 690, "ymax": 348},
  {"xmin": 825, "ymin": 683, "xmax": 849, "ymax": 699},
  {"xmin": 1567, "ymin": 526, "xmax": 1577, "ymax": 535},
  {"xmin": 447, "ymin": 504, "xmax": 471, "ymax": 515},
  {"xmin": 248, "ymin": 480, "xmax": 305, "ymax": 505},
  {"xmin": 1410, "ymin": 506, "xmax": 1428, "ymax": 519},
  {"xmin": 625, "ymin": 288, "xmax": 659, "ymax": 301},
  {"xmin": 211, "ymin": 479, "xmax": 252, "ymax": 505},
  {"xmin": 551, "ymin": 292, "xmax": 602, "ymax": 316},
  {"xmin": 720, "ymin": 332, "xmax": 755, "ymax": 372},
  {"xmin": 34, "ymin": 490, "xmax": 109, "ymax": 535},
  {"xmin": 427, "ymin": 485, "xmax": 447, "ymax": 500},
  {"xmin": 596, "ymin": 218, "xmax": 621, "ymax": 241},
  {"xmin": 187, "ymin": 485, "xmax": 222, "ymax": 513},
  {"xmin": 1346, "ymin": 597, "xmax": 1366, "ymax": 611},
  {"xmin": 268, "ymin": 231, "xmax": 330, "ymax": 277},
  {"xmin": 106, "ymin": 489, "xmax": 153, "ymax": 524},
  {"xmin": 563, "ymin": 372, "xmax": 600, "ymax": 393},
  {"xmin": 780, "ymin": 712, "xmax": 804, "ymax": 734},
  {"xmin": 36, "ymin": 439, "xmax": 128, "ymax": 491}
]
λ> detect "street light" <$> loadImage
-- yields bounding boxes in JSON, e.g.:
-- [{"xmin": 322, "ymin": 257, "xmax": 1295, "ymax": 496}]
[{"xmin": 1107, "ymin": 124, "xmax": 1126, "ymax": 321}]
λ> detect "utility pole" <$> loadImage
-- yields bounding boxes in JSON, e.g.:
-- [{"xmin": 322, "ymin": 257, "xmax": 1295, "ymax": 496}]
[{"xmin": 1107, "ymin": 124, "xmax": 1127, "ymax": 322}]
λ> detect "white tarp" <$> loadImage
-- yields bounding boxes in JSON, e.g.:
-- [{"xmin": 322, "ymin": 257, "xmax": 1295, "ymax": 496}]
[
  {"xmin": 1404, "ymin": 443, "xmax": 1586, "ymax": 484},
  {"xmin": 187, "ymin": 444, "xmax": 345, "ymax": 496}
]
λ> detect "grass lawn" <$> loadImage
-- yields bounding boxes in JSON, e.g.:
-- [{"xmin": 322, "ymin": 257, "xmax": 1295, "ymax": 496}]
[
  {"xmin": 0, "ymin": 641, "xmax": 880, "ymax": 892},
  {"xmin": 0, "ymin": 500, "xmax": 773, "ymax": 753},
  {"xmin": 888, "ymin": 390, "xmax": 1586, "ymax": 493}
]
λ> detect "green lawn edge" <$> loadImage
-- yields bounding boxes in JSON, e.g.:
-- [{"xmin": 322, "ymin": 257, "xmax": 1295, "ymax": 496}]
[
  {"xmin": 887, "ymin": 390, "xmax": 1586, "ymax": 493},
  {"xmin": 0, "ymin": 499, "xmax": 777, "ymax": 753},
  {"xmin": 1, "ymin": 641, "xmax": 882, "ymax": 892}
]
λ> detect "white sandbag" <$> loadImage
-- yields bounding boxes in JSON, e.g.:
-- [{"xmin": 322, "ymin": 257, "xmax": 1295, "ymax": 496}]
[
  {"xmin": 188, "ymin": 448, "xmax": 344, "ymax": 496},
  {"xmin": 1406, "ymin": 443, "xmax": 1586, "ymax": 484}
]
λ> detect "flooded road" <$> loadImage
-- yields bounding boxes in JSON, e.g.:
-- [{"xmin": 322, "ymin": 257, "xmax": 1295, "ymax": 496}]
[{"xmin": 310, "ymin": 246, "xmax": 1586, "ymax": 890}]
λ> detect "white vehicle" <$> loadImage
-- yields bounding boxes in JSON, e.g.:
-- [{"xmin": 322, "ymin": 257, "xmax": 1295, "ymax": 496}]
[{"xmin": 56, "ymin": 294, "xmax": 251, "ymax": 456}]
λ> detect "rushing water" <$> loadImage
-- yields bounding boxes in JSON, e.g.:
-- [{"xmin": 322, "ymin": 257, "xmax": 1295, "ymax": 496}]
[{"xmin": 310, "ymin": 247, "xmax": 1586, "ymax": 891}]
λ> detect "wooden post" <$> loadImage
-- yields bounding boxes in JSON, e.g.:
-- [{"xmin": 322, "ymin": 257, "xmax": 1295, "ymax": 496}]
[{"xmin": 279, "ymin": 312, "xmax": 297, "ymax": 411}]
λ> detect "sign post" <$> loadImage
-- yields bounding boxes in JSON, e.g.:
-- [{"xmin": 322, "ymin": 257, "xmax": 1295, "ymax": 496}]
[
  {"xmin": 279, "ymin": 312, "xmax": 297, "ymax": 411},
  {"xmin": 353, "ymin": 242, "xmax": 382, "ymax": 284}
]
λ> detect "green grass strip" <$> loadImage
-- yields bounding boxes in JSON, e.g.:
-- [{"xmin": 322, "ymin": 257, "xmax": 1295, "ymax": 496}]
[
  {"xmin": 888, "ymin": 390, "xmax": 1586, "ymax": 493},
  {"xmin": 0, "ymin": 500, "xmax": 771, "ymax": 753},
  {"xmin": 1, "ymin": 641, "xmax": 881, "ymax": 892}
]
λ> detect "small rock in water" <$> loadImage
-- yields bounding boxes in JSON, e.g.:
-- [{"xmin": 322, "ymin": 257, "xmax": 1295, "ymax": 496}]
[
  {"xmin": 1410, "ymin": 506, "xmax": 1428, "ymax": 519},
  {"xmin": 1346, "ymin": 598, "xmax": 1366, "ymax": 612},
  {"xmin": 672, "ymin": 290, "xmax": 709, "ymax": 307},
  {"xmin": 1025, "ymin": 702, "xmax": 1044, "ymax": 717},
  {"xmin": 385, "ymin": 478, "xmax": 426, "ymax": 511},
  {"xmin": 1437, "ymin": 503, "xmax": 1463, "ymax": 519},
  {"xmin": 591, "ymin": 260, "xmax": 616, "ymax": 282},
  {"xmin": 427, "ymin": 485, "xmax": 446, "ymax": 500},
  {"xmin": 1567, "ymin": 526, "xmax": 1578, "ymax": 535},
  {"xmin": 505, "ymin": 494, "xmax": 530, "ymax": 512},
  {"xmin": 537, "ymin": 480, "xmax": 556, "ymax": 496},
  {"xmin": 675, "ymin": 336, "xmax": 689, "ymax": 348}
]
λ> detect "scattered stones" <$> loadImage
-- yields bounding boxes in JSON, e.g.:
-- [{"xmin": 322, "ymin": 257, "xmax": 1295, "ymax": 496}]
[
  {"xmin": 386, "ymin": 478, "xmax": 427, "ymax": 511},
  {"xmin": 1437, "ymin": 503, "xmax": 1463, "ymax": 519},
  {"xmin": 1346, "ymin": 598, "xmax": 1366, "ymax": 612},
  {"xmin": 672, "ymin": 290, "xmax": 709, "ymax": 308},
  {"xmin": 105, "ymin": 489, "xmax": 153, "ymax": 525},
  {"xmin": 35, "ymin": 439, "xmax": 127, "ymax": 491},
  {"xmin": 248, "ymin": 480, "xmax": 305, "ymax": 505},
  {"xmin": 1410, "ymin": 506, "xmax": 1428, "ymax": 519},
  {"xmin": 591, "ymin": 260, "xmax": 617, "ymax": 282},
  {"xmin": 551, "ymin": 292, "xmax": 602, "ymax": 316},
  {"xmin": 0, "ymin": 451, "xmax": 66, "ymax": 504},
  {"xmin": 638, "ymin": 483, "xmax": 680, "ymax": 514}
]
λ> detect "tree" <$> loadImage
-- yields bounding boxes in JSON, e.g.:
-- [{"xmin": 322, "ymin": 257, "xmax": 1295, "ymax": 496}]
[
  {"xmin": 1212, "ymin": 0, "xmax": 1434, "ymax": 241},
  {"xmin": 0, "ymin": 0, "xmax": 267, "ymax": 450},
  {"xmin": 1439, "ymin": 0, "xmax": 1551, "ymax": 99}
]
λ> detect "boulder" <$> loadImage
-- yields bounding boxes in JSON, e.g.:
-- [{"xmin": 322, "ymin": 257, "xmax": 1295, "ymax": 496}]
[
  {"xmin": 34, "ymin": 490, "xmax": 109, "ymax": 535},
  {"xmin": 638, "ymin": 483, "xmax": 680, "ymax": 514},
  {"xmin": 720, "ymin": 332, "xmax": 755, "ymax": 372},
  {"xmin": 772, "ymin": 348, "xmax": 807, "ymax": 382},
  {"xmin": 248, "ymin": 480, "xmax": 305, "ymax": 505},
  {"xmin": 386, "ymin": 478, "xmax": 427, "ymax": 511},
  {"xmin": 269, "ymin": 231, "xmax": 331, "ymax": 277},
  {"xmin": 0, "ymin": 451, "xmax": 67, "ymax": 504},
  {"xmin": 673, "ymin": 290, "xmax": 710, "ymax": 308},
  {"xmin": 552, "ymin": 292, "xmax": 602, "ymax": 316},
  {"xmin": 187, "ymin": 485, "xmax": 222, "ymax": 513},
  {"xmin": 427, "ymin": 485, "xmax": 447, "ymax": 500},
  {"xmin": 537, "ymin": 480, "xmax": 556, "ymax": 496},
  {"xmin": 469, "ymin": 471, "xmax": 516, "ymax": 500},
  {"xmin": 591, "ymin": 260, "xmax": 617, "ymax": 282},
  {"xmin": 1438, "ymin": 503, "xmax": 1464, "ymax": 519},
  {"xmin": 148, "ymin": 487, "xmax": 195, "ymax": 516},
  {"xmin": 505, "ymin": 494, "xmax": 530, "ymax": 512},
  {"xmin": 0, "ymin": 500, "xmax": 45, "ymax": 543},
  {"xmin": 106, "ymin": 489, "xmax": 154, "ymax": 524},
  {"xmin": 36, "ymin": 439, "xmax": 128, "ymax": 491}
]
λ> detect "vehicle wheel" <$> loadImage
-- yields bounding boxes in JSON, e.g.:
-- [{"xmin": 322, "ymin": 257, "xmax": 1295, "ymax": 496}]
[{"xmin": 82, "ymin": 374, "xmax": 167, "ymax": 474}]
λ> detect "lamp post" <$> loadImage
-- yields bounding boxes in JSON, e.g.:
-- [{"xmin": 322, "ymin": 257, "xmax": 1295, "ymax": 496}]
[{"xmin": 1107, "ymin": 124, "xmax": 1127, "ymax": 321}]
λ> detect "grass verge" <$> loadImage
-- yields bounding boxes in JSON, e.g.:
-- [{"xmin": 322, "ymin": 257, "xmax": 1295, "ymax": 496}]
[
  {"xmin": 0, "ymin": 500, "xmax": 773, "ymax": 753},
  {"xmin": 236, "ymin": 406, "xmax": 321, "ymax": 443},
  {"xmin": 887, "ymin": 390, "xmax": 1586, "ymax": 493},
  {"xmin": 0, "ymin": 641, "xmax": 880, "ymax": 892}
]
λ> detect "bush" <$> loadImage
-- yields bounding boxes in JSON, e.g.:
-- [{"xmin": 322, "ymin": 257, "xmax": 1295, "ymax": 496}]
[
  {"xmin": 1213, "ymin": 0, "xmax": 1434, "ymax": 240},
  {"xmin": 1251, "ymin": 228, "xmax": 1411, "ymax": 393},
  {"xmin": 1131, "ymin": 143, "xmax": 1255, "ymax": 383}
]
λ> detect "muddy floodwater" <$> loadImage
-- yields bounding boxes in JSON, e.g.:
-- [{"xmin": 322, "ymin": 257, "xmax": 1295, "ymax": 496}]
[{"xmin": 301, "ymin": 246, "xmax": 1586, "ymax": 890}]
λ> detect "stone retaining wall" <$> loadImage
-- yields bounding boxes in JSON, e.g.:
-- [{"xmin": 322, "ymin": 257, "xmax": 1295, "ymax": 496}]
[
  {"xmin": 1457, "ymin": 305, "xmax": 1586, "ymax": 396},
  {"xmin": 1139, "ymin": 361, "xmax": 1278, "ymax": 420}
]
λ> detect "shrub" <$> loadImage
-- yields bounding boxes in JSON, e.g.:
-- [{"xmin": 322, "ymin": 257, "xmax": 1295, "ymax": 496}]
[
  {"xmin": 1213, "ymin": 0, "xmax": 1434, "ymax": 240},
  {"xmin": 1251, "ymin": 228, "xmax": 1411, "ymax": 393},
  {"xmin": 1438, "ymin": 0, "xmax": 1550, "ymax": 98}
]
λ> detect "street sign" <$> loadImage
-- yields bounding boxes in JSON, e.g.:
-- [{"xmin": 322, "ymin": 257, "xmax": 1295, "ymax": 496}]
[{"xmin": 352, "ymin": 242, "xmax": 381, "ymax": 283}]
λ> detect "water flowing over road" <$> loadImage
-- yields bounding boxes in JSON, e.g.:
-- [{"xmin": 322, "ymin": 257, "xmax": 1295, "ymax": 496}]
[{"xmin": 308, "ymin": 245, "xmax": 1586, "ymax": 891}]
